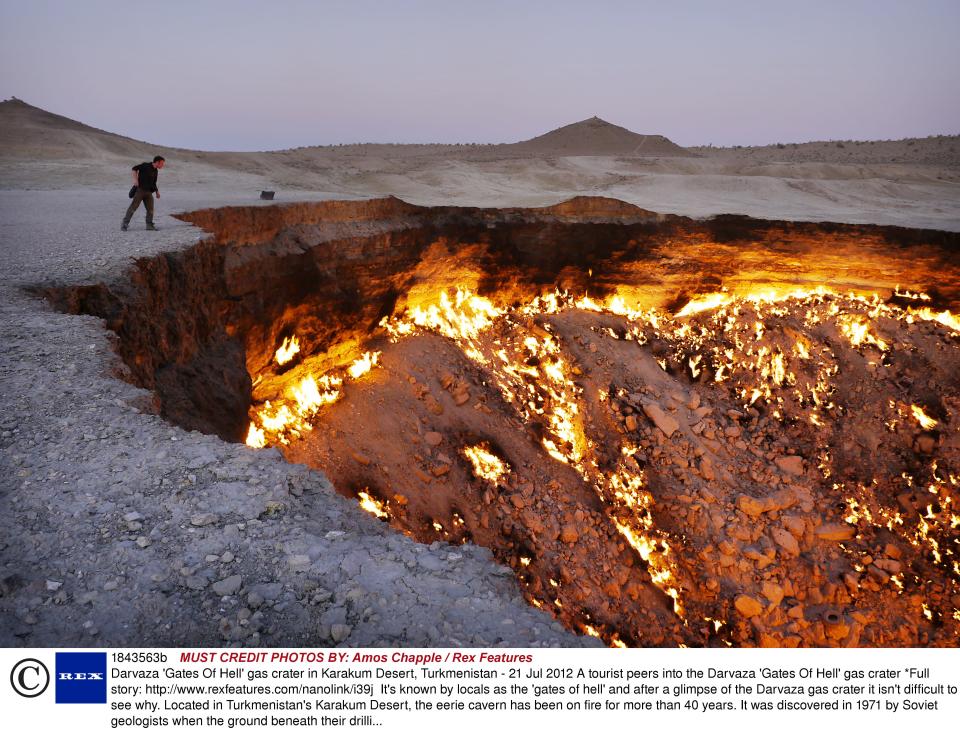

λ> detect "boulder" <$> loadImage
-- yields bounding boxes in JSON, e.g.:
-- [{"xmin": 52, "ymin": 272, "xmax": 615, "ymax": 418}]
[
  {"xmin": 737, "ymin": 495, "xmax": 770, "ymax": 518},
  {"xmin": 761, "ymin": 581, "xmax": 784, "ymax": 607},
  {"xmin": 772, "ymin": 528, "xmax": 800, "ymax": 557},
  {"xmin": 815, "ymin": 522, "xmax": 854, "ymax": 541},
  {"xmin": 734, "ymin": 594, "xmax": 764, "ymax": 618},
  {"xmin": 212, "ymin": 575, "xmax": 242, "ymax": 596},
  {"xmin": 775, "ymin": 455, "xmax": 804, "ymax": 476},
  {"xmin": 642, "ymin": 403, "xmax": 679, "ymax": 437}
]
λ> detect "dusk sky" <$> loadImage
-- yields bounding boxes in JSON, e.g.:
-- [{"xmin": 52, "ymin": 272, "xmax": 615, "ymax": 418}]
[{"xmin": 1, "ymin": 0, "xmax": 958, "ymax": 151}]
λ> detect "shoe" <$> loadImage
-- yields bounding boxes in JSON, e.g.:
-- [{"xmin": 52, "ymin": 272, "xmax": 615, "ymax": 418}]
[
  {"xmin": 146, "ymin": 225, "xmax": 159, "ymax": 231},
  {"xmin": 121, "ymin": 225, "xmax": 128, "ymax": 231}
]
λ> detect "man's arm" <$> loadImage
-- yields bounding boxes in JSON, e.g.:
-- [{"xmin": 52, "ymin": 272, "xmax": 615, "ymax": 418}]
[{"xmin": 132, "ymin": 169, "xmax": 138, "ymax": 187}]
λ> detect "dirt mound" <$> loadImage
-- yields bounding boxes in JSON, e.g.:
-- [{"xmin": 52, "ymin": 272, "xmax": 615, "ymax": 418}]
[{"xmin": 503, "ymin": 116, "xmax": 691, "ymax": 157}]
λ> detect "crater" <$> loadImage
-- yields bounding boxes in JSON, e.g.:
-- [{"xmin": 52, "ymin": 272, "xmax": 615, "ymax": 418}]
[{"xmin": 46, "ymin": 196, "xmax": 960, "ymax": 647}]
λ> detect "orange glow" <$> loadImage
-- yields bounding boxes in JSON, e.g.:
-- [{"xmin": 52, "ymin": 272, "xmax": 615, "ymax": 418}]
[
  {"xmin": 358, "ymin": 489, "xmax": 389, "ymax": 519},
  {"xmin": 911, "ymin": 404, "xmax": 938, "ymax": 430},
  {"xmin": 275, "ymin": 335, "xmax": 300, "ymax": 365},
  {"xmin": 243, "ymin": 280, "xmax": 960, "ymax": 647},
  {"xmin": 463, "ymin": 444, "xmax": 509, "ymax": 483}
]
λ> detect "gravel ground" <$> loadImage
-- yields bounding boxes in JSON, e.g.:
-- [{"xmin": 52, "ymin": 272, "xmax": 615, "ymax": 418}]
[{"xmin": 0, "ymin": 188, "xmax": 598, "ymax": 647}]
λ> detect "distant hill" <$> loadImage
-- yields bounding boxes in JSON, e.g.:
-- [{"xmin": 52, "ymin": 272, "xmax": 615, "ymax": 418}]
[
  {"xmin": 3, "ymin": 99, "xmax": 952, "ymax": 169},
  {"xmin": 503, "ymin": 116, "xmax": 691, "ymax": 157},
  {"xmin": 694, "ymin": 135, "xmax": 960, "ymax": 168},
  {"xmin": 0, "ymin": 97, "xmax": 160, "ymax": 160}
]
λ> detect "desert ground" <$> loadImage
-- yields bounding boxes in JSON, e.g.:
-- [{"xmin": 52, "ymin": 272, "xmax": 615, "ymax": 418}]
[{"xmin": 1, "ymin": 97, "xmax": 958, "ymax": 647}]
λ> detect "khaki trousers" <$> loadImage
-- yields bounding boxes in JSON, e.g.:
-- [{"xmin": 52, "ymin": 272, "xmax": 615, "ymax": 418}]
[{"xmin": 123, "ymin": 188, "xmax": 155, "ymax": 226}]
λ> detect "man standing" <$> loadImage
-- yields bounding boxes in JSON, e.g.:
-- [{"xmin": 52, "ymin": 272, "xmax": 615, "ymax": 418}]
[{"xmin": 122, "ymin": 156, "xmax": 165, "ymax": 231}]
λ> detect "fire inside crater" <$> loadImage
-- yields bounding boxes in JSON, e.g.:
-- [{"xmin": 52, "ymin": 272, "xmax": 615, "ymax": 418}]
[{"xmin": 49, "ymin": 197, "xmax": 960, "ymax": 648}]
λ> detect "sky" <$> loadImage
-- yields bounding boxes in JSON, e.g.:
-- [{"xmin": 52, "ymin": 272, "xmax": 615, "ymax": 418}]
[{"xmin": 1, "ymin": 0, "xmax": 958, "ymax": 151}]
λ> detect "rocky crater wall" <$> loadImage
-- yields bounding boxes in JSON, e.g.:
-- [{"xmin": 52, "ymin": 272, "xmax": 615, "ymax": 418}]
[{"xmin": 44, "ymin": 196, "xmax": 960, "ymax": 445}]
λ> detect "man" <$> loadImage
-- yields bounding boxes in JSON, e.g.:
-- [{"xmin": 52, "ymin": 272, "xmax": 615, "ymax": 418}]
[{"xmin": 122, "ymin": 156, "xmax": 165, "ymax": 231}]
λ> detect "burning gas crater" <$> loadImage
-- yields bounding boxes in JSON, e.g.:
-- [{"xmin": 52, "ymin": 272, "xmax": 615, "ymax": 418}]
[
  {"xmin": 244, "ymin": 284, "xmax": 960, "ymax": 648},
  {"xmin": 47, "ymin": 197, "xmax": 960, "ymax": 647}
]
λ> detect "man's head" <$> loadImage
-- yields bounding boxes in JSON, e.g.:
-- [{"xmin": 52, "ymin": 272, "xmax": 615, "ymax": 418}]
[{"xmin": 152, "ymin": 156, "xmax": 166, "ymax": 169}]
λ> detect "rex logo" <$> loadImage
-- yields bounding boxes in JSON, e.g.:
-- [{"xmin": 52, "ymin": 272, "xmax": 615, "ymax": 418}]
[{"xmin": 55, "ymin": 653, "xmax": 107, "ymax": 704}]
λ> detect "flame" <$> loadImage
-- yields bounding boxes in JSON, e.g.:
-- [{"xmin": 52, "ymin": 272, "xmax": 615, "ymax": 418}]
[
  {"xmin": 575, "ymin": 294, "xmax": 603, "ymax": 312},
  {"xmin": 676, "ymin": 292, "xmax": 735, "ymax": 318},
  {"xmin": 839, "ymin": 315, "xmax": 888, "ymax": 350},
  {"xmin": 388, "ymin": 286, "xmax": 687, "ymax": 622},
  {"xmin": 358, "ymin": 489, "xmax": 389, "ymax": 519},
  {"xmin": 909, "ymin": 307, "xmax": 960, "ymax": 332},
  {"xmin": 347, "ymin": 350, "xmax": 381, "ymax": 379},
  {"xmin": 675, "ymin": 286, "xmax": 836, "ymax": 318},
  {"xmin": 894, "ymin": 286, "xmax": 931, "ymax": 302},
  {"xmin": 911, "ymin": 404, "xmax": 938, "ymax": 430},
  {"xmin": 275, "ymin": 335, "xmax": 300, "ymax": 366},
  {"xmin": 463, "ymin": 444, "xmax": 509, "ymax": 483},
  {"xmin": 386, "ymin": 288, "xmax": 504, "ymax": 362},
  {"xmin": 245, "ymin": 423, "xmax": 266, "ymax": 449},
  {"xmin": 606, "ymin": 455, "xmax": 684, "ymax": 616},
  {"xmin": 245, "ymin": 350, "xmax": 379, "ymax": 446},
  {"xmin": 245, "ymin": 281, "xmax": 960, "ymax": 645}
]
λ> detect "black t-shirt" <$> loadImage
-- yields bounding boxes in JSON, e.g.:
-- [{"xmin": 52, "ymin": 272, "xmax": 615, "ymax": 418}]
[{"xmin": 133, "ymin": 162, "xmax": 159, "ymax": 193}]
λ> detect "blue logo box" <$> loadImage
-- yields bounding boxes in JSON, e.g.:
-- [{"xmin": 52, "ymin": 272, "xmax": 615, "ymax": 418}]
[{"xmin": 55, "ymin": 652, "xmax": 107, "ymax": 704}]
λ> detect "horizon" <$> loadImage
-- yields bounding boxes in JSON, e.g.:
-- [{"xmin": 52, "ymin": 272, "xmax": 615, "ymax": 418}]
[
  {"xmin": 4, "ymin": 96, "xmax": 959, "ymax": 153},
  {"xmin": 1, "ymin": 0, "xmax": 959, "ymax": 151}
]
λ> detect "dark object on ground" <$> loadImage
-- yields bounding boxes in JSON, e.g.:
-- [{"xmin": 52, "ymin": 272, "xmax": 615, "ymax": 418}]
[{"xmin": 260, "ymin": 191, "xmax": 275, "ymax": 200}]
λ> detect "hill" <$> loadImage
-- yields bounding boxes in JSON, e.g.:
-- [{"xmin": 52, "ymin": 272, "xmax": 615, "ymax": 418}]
[
  {"xmin": 0, "ymin": 97, "xmax": 161, "ymax": 160},
  {"xmin": 694, "ymin": 135, "xmax": 960, "ymax": 168},
  {"xmin": 504, "ymin": 116, "xmax": 691, "ymax": 157},
  {"xmin": 0, "ymin": 101, "xmax": 692, "ymax": 160}
]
